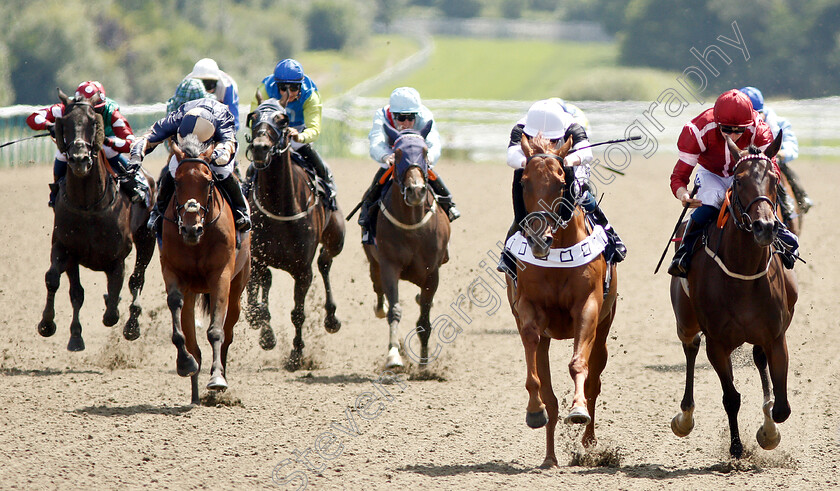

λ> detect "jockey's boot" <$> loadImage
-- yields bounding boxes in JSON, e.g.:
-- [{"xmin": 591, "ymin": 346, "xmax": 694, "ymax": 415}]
[
  {"xmin": 148, "ymin": 171, "xmax": 175, "ymax": 233},
  {"xmin": 775, "ymin": 221, "xmax": 800, "ymax": 269},
  {"xmin": 358, "ymin": 167, "xmax": 388, "ymax": 245},
  {"xmin": 298, "ymin": 144, "xmax": 337, "ymax": 210},
  {"xmin": 108, "ymin": 154, "xmax": 146, "ymax": 204},
  {"xmin": 48, "ymin": 182, "xmax": 59, "ymax": 208},
  {"xmin": 496, "ymin": 220, "xmax": 520, "ymax": 279},
  {"xmin": 428, "ymin": 174, "xmax": 461, "ymax": 221},
  {"xmin": 49, "ymin": 158, "xmax": 68, "ymax": 207},
  {"xmin": 497, "ymin": 168, "xmax": 527, "ymax": 277},
  {"xmin": 219, "ymin": 174, "xmax": 252, "ymax": 232},
  {"xmin": 776, "ymin": 181, "xmax": 796, "ymax": 223},
  {"xmin": 780, "ymin": 162, "xmax": 813, "ymax": 213},
  {"xmin": 668, "ymin": 205, "xmax": 716, "ymax": 278},
  {"xmin": 587, "ymin": 203, "xmax": 626, "ymax": 264}
]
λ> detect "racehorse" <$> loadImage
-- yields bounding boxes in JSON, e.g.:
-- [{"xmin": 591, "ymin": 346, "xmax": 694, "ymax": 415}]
[
  {"xmin": 160, "ymin": 135, "xmax": 250, "ymax": 404},
  {"xmin": 505, "ymin": 134, "xmax": 617, "ymax": 467},
  {"xmin": 363, "ymin": 122, "xmax": 450, "ymax": 368},
  {"xmin": 37, "ymin": 88, "xmax": 155, "ymax": 351},
  {"xmin": 244, "ymin": 97, "xmax": 345, "ymax": 369},
  {"xmin": 669, "ymin": 132, "xmax": 798, "ymax": 458}
]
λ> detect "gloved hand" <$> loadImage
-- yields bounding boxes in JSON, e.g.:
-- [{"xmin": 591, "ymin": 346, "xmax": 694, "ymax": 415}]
[
  {"xmin": 46, "ymin": 123, "xmax": 56, "ymax": 138},
  {"xmin": 212, "ymin": 148, "xmax": 231, "ymax": 167},
  {"xmin": 104, "ymin": 137, "xmax": 116, "ymax": 149},
  {"xmin": 384, "ymin": 153, "xmax": 395, "ymax": 166},
  {"xmin": 129, "ymin": 138, "xmax": 146, "ymax": 166}
]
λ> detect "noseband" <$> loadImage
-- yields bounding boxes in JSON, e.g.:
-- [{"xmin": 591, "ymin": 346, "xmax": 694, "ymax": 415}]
[
  {"xmin": 728, "ymin": 154, "xmax": 777, "ymax": 233},
  {"xmin": 172, "ymin": 158, "xmax": 220, "ymax": 230},
  {"xmin": 523, "ymin": 153, "xmax": 582, "ymax": 234}
]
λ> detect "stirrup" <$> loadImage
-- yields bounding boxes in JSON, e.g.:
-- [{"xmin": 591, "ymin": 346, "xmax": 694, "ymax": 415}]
[
  {"xmin": 235, "ymin": 214, "xmax": 251, "ymax": 232},
  {"xmin": 447, "ymin": 205, "xmax": 461, "ymax": 222}
]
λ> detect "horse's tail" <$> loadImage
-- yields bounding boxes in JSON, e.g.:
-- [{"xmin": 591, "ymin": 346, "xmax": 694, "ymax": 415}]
[{"xmin": 195, "ymin": 293, "xmax": 212, "ymax": 327}]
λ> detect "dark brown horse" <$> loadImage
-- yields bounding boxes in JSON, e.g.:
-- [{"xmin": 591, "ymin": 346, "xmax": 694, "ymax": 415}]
[
  {"xmin": 363, "ymin": 123, "xmax": 450, "ymax": 368},
  {"xmin": 505, "ymin": 135, "xmax": 617, "ymax": 467},
  {"xmin": 244, "ymin": 98, "xmax": 345, "ymax": 368},
  {"xmin": 160, "ymin": 136, "xmax": 250, "ymax": 404},
  {"xmin": 670, "ymin": 132, "xmax": 798, "ymax": 458},
  {"xmin": 38, "ymin": 89, "xmax": 155, "ymax": 351}
]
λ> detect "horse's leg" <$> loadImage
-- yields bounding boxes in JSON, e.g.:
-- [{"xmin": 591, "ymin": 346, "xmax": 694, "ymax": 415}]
[
  {"xmin": 753, "ymin": 345, "xmax": 781, "ymax": 450},
  {"xmin": 102, "ymin": 260, "xmax": 125, "ymax": 328},
  {"xmin": 287, "ymin": 268, "xmax": 313, "ymax": 371},
  {"xmin": 167, "ymin": 284, "xmax": 199, "ymax": 381},
  {"xmin": 180, "ymin": 291, "xmax": 201, "ymax": 404},
  {"xmin": 207, "ymin": 274, "xmax": 232, "ymax": 391},
  {"xmin": 416, "ymin": 270, "xmax": 439, "ymax": 365},
  {"xmin": 38, "ymin": 245, "xmax": 69, "ymax": 338},
  {"xmin": 245, "ymin": 259, "xmax": 267, "ymax": 327},
  {"xmin": 124, "ymin": 227, "xmax": 155, "ymax": 341},
  {"xmin": 222, "ymin": 265, "xmax": 249, "ymax": 376},
  {"xmin": 672, "ymin": 333, "xmax": 702, "ymax": 437},
  {"xmin": 581, "ymin": 319, "xmax": 610, "ymax": 449},
  {"xmin": 766, "ymin": 335, "xmax": 791, "ymax": 425},
  {"xmin": 250, "ymin": 261, "xmax": 275, "ymax": 350},
  {"xmin": 65, "ymin": 262, "xmax": 86, "ymax": 352},
  {"xmin": 536, "ymin": 336, "xmax": 558, "ymax": 467},
  {"xmin": 320, "ymin": 212, "xmax": 345, "ymax": 333},
  {"xmin": 565, "ymin": 300, "xmax": 600, "ymax": 425},
  {"xmin": 380, "ymin": 263, "xmax": 403, "ymax": 368},
  {"xmin": 367, "ymin": 250, "xmax": 387, "ymax": 319},
  {"xmin": 317, "ymin": 246, "xmax": 341, "ymax": 334},
  {"xmin": 516, "ymin": 299, "xmax": 547, "ymax": 428},
  {"xmin": 706, "ymin": 340, "xmax": 743, "ymax": 458}
]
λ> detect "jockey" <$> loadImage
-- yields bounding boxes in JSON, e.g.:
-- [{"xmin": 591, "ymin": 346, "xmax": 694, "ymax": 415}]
[
  {"xmin": 740, "ymin": 86, "xmax": 813, "ymax": 213},
  {"xmin": 668, "ymin": 89, "xmax": 799, "ymax": 277},
  {"xmin": 184, "ymin": 58, "xmax": 241, "ymax": 131},
  {"xmin": 167, "ymin": 77, "xmax": 214, "ymax": 114},
  {"xmin": 358, "ymin": 87, "xmax": 460, "ymax": 243},
  {"xmin": 131, "ymin": 98, "xmax": 251, "ymax": 232},
  {"xmin": 247, "ymin": 58, "xmax": 337, "ymax": 210},
  {"xmin": 503, "ymin": 98, "xmax": 627, "ymax": 265},
  {"xmin": 26, "ymin": 81, "xmax": 148, "ymax": 207}
]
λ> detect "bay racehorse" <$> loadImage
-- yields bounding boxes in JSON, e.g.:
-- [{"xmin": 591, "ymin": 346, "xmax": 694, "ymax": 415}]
[
  {"xmin": 363, "ymin": 123, "xmax": 450, "ymax": 368},
  {"xmin": 38, "ymin": 88, "xmax": 155, "ymax": 351},
  {"xmin": 670, "ymin": 132, "xmax": 798, "ymax": 458},
  {"xmin": 160, "ymin": 136, "xmax": 250, "ymax": 404},
  {"xmin": 244, "ymin": 97, "xmax": 345, "ymax": 369},
  {"xmin": 505, "ymin": 134, "xmax": 617, "ymax": 467}
]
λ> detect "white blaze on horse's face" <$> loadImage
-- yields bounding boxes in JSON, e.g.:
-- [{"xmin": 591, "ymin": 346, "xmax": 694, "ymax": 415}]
[{"xmin": 403, "ymin": 166, "xmax": 427, "ymax": 207}]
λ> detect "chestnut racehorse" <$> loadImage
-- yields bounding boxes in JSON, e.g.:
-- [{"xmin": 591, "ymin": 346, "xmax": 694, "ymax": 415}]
[
  {"xmin": 244, "ymin": 98, "xmax": 345, "ymax": 368},
  {"xmin": 38, "ymin": 89, "xmax": 155, "ymax": 351},
  {"xmin": 670, "ymin": 133, "xmax": 797, "ymax": 458},
  {"xmin": 505, "ymin": 135, "xmax": 617, "ymax": 467},
  {"xmin": 364, "ymin": 123, "xmax": 450, "ymax": 368},
  {"xmin": 159, "ymin": 135, "xmax": 250, "ymax": 404}
]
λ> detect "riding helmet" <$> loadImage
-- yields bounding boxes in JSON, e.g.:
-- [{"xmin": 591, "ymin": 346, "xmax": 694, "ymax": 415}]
[{"xmin": 714, "ymin": 89, "xmax": 754, "ymax": 127}]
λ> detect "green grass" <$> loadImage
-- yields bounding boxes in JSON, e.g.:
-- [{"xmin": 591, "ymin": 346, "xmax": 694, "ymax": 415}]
[{"xmin": 377, "ymin": 36, "xmax": 680, "ymax": 101}]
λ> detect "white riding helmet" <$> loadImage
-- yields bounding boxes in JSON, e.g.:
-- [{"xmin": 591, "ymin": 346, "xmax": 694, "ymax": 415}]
[
  {"xmin": 389, "ymin": 87, "xmax": 422, "ymax": 114},
  {"xmin": 178, "ymin": 107, "xmax": 216, "ymax": 144},
  {"xmin": 523, "ymin": 99, "xmax": 571, "ymax": 139},
  {"xmin": 190, "ymin": 58, "xmax": 221, "ymax": 81}
]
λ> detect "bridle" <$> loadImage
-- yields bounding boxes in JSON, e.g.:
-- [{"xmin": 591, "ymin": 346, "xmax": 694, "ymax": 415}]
[
  {"xmin": 393, "ymin": 134, "xmax": 430, "ymax": 204},
  {"xmin": 171, "ymin": 158, "xmax": 220, "ymax": 230},
  {"xmin": 245, "ymin": 107, "xmax": 291, "ymax": 171},
  {"xmin": 63, "ymin": 100, "xmax": 96, "ymax": 166},
  {"xmin": 58, "ymin": 100, "xmax": 115, "ymax": 212},
  {"xmin": 727, "ymin": 154, "xmax": 777, "ymax": 233},
  {"xmin": 522, "ymin": 153, "xmax": 583, "ymax": 235}
]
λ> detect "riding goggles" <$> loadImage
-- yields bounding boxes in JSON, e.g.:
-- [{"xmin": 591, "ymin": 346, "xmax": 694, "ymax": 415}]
[
  {"xmin": 719, "ymin": 124, "xmax": 747, "ymax": 134},
  {"xmin": 394, "ymin": 113, "xmax": 416, "ymax": 122},
  {"xmin": 278, "ymin": 83, "xmax": 301, "ymax": 93}
]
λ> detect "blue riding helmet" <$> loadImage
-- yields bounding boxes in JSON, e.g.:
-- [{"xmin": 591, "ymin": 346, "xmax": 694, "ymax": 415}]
[
  {"xmin": 739, "ymin": 86, "xmax": 765, "ymax": 113},
  {"xmin": 273, "ymin": 59, "xmax": 304, "ymax": 83}
]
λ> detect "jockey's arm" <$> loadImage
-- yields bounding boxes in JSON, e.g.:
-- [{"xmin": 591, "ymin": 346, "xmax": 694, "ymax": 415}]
[
  {"xmin": 105, "ymin": 108, "xmax": 136, "ymax": 153},
  {"xmin": 368, "ymin": 109, "xmax": 394, "ymax": 168},
  {"xmin": 563, "ymin": 123, "xmax": 592, "ymax": 167},
  {"xmin": 777, "ymin": 116, "xmax": 798, "ymax": 164},
  {"xmin": 26, "ymin": 104, "xmax": 62, "ymax": 131},
  {"xmin": 296, "ymin": 91, "xmax": 322, "ymax": 144},
  {"xmin": 423, "ymin": 113, "xmax": 442, "ymax": 166}
]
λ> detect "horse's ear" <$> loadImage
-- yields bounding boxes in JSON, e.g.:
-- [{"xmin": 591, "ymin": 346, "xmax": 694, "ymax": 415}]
[
  {"xmin": 764, "ymin": 129, "xmax": 783, "ymax": 159},
  {"xmin": 53, "ymin": 117, "xmax": 66, "ymax": 153},
  {"xmin": 384, "ymin": 121, "xmax": 400, "ymax": 143},
  {"xmin": 201, "ymin": 143, "xmax": 215, "ymax": 161},
  {"xmin": 725, "ymin": 135, "xmax": 742, "ymax": 159},
  {"xmin": 246, "ymin": 111, "xmax": 255, "ymax": 129},
  {"xmin": 520, "ymin": 134, "xmax": 533, "ymax": 159},
  {"xmin": 394, "ymin": 147, "xmax": 403, "ymax": 166},
  {"xmin": 420, "ymin": 120, "xmax": 433, "ymax": 139},
  {"xmin": 255, "ymin": 88, "xmax": 263, "ymax": 105},
  {"xmin": 171, "ymin": 140, "xmax": 184, "ymax": 160},
  {"xmin": 555, "ymin": 135, "xmax": 573, "ymax": 158},
  {"xmin": 57, "ymin": 88, "xmax": 69, "ymax": 107},
  {"xmin": 92, "ymin": 113, "xmax": 105, "ymax": 152}
]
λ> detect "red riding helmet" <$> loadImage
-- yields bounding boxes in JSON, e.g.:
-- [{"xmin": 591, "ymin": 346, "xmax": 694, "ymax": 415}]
[
  {"xmin": 75, "ymin": 81, "xmax": 106, "ymax": 107},
  {"xmin": 713, "ymin": 89, "xmax": 753, "ymax": 127}
]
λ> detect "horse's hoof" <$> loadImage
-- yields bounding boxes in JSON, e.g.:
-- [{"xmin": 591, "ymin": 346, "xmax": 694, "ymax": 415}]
[
  {"xmin": 259, "ymin": 328, "xmax": 276, "ymax": 351},
  {"xmin": 386, "ymin": 347, "xmax": 403, "ymax": 368},
  {"xmin": 207, "ymin": 374, "xmax": 228, "ymax": 391},
  {"xmin": 374, "ymin": 306, "xmax": 387, "ymax": 319},
  {"xmin": 730, "ymin": 439, "xmax": 744, "ymax": 459},
  {"xmin": 756, "ymin": 425, "xmax": 781, "ymax": 450},
  {"xmin": 526, "ymin": 408, "xmax": 548, "ymax": 429},
  {"xmin": 324, "ymin": 316, "xmax": 341, "ymax": 334},
  {"xmin": 177, "ymin": 354, "xmax": 199, "ymax": 377},
  {"xmin": 103, "ymin": 310, "xmax": 119, "ymax": 327},
  {"xmin": 539, "ymin": 456, "xmax": 558, "ymax": 468},
  {"xmin": 123, "ymin": 317, "xmax": 140, "ymax": 341},
  {"xmin": 564, "ymin": 406, "xmax": 591, "ymax": 425},
  {"xmin": 671, "ymin": 408, "xmax": 695, "ymax": 437},
  {"xmin": 37, "ymin": 319, "xmax": 56, "ymax": 337},
  {"xmin": 286, "ymin": 351, "xmax": 303, "ymax": 371},
  {"xmin": 67, "ymin": 336, "xmax": 85, "ymax": 352}
]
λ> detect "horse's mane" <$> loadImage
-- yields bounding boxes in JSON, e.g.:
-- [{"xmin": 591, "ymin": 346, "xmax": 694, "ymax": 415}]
[
  {"xmin": 747, "ymin": 145, "xmax": 761, "ymax": 155},
  {"xmin": 179, "ymin": 134, "xmax": 207, "ymax": 158},
  {"xmin": 528, "ymin": 134, "xmax": 557, "ymax": 156}
]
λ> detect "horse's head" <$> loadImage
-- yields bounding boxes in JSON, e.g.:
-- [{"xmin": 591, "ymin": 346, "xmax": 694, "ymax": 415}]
[
  {"xmin": 725, "ymin": 130, "xmax": 783, "ymax": 247},
  {"xmin": 519, "ymin": 134, "xmax": 575, "ymax": 258},
  {"xmin": 172, "ymin": 135, "xmax": 216, "ymax": 245},
  {"xmin": 384, "ymin": 121, "xmax": 432, "ymax": 207},
  {"xmin": 246, "ymin": 95, "xmax": 290, "ymax": 168},
  {"xmin": 55, "ymin": 88, "xmax": 105, "ymax": 177}
]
